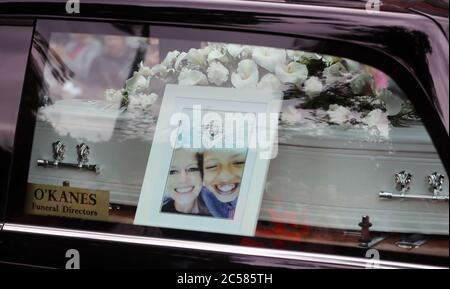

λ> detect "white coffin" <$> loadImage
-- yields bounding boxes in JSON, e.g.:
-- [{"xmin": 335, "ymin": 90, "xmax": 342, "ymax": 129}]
[{"xmin": 28, "ymin": 100, "xmax": 449, "ymax": 235}]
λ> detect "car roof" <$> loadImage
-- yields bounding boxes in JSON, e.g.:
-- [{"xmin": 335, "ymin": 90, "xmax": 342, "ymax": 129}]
[
  {"xmin": 257, "ymin": 0, "xmax": 448, "ymax": 17},
  {"xmin": 0, "ymin": 0, "xmax": 448, "ymax": 17}
]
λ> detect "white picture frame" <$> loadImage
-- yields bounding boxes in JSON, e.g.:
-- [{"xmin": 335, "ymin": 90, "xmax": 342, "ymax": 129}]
[{"xmin": 134, "ymin": 84, "xmax": 282, "ymax": 236}]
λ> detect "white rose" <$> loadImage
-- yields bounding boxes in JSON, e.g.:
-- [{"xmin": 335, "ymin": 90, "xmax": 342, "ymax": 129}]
[
  {"xmin": 343, "ymin": 58, "xmax": 361, "ymax": 72},
  {"xmin": 363, "ymin": 109, "xmax": 390, "ymax": 138},
  {"xmin": 227, "ymin": 44, "xmax": 245, "ymax": 58},
  {"xmin": 207, "ymin": 62, "xmax": 229, "ymax": 86},
  {"xmin": 240, "ymin": 45, "xmax": 253, "ymax": 59},
  {"xmin": 162, "ymin": 50, "xmax": 180, "ymax": 68},
  {"xmin": 128, "ymin": 93, "xmax": 143, "ymax": 109},
  {"xmin": 226, "ymin": 44, "xmax": 252, "ymax": 59},
  {"xmin": 377, "ymin": 89, "xmax": 403, "ymax": 116},
  {"xmin": 62, "ymin": 81, "xmax": 82, "ymax": 97},
  {"xmin": 252, "ymin": 47, "xmax": 286, "ymax": 72},
  {"xmin": 231, "ymin": 59, "xmax": 259, "ymax": 88},
  {"xmin": 303, "ymin": 52, "xmax": 322, "ymax": 61},
  {"xmin": 304, "ymin": 76, "xmax": 323, "ymax": 97},
  {"xmin": 350, "ymin": 72, "xmax": 373, "ymax": 94},
  {"xmin": 257, "ymin": 73, "xmax": 282, "ymax": 91},
  {"xmin": 174, "ymin": 52, "xmax": 187, "ymax": 70},
  {"xmin": 150, "ymin": 64, "xmax": 169, "ymax": 78},
  {"xmin": 104, "ymin": 88, "xmax": 124, "ymax": 102},
  {"xmin": 323, "ymin": 62, "xmax": 347, "ymax": 85},
  {"xmin": 207, "ymin": 48, "xmax": 229, "ymax": 64},
  {"xmin": 140, "ymin": 93, "xmax": 159, "ymax": 109},
  {"xmin": 126, "ymin": 73, "xmax": 149, "ymax": 93},
  {"xmin": 281, "ymin": 105, "xmax": 303, "ymax": 124},
  {"xmin": 137, "ymin": 61, "xmax": 152, "ymax": 77},
  {"xmin": 275, "ymin": 62, "xmax": 308, "ymax": 85},
  {"xmin": 327, "ymin": 104, "xmax": 352, "ymax": 125},
  {"xmin": 205, "ymin": 42, "xmax": 225, "ymax": 51},
  {"xmin": 186, "ymin": 48, "xmax": 207, "ymax": 68},
  {"xmin": 286, "ymin": 50, "xmax": 305, "ymax": 62},
  {"xmin": 178, "ymin": 68, "xmax": 208, "ymax": 86},
  {"xmin": 321, "ymin": 55, "xmax": 334, "ymax": 66}
]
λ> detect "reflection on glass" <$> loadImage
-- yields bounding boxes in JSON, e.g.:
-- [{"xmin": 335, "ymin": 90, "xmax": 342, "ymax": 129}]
[{"xmin": 26, "ymin": 25, "xmax": 448, "ymax": 262}]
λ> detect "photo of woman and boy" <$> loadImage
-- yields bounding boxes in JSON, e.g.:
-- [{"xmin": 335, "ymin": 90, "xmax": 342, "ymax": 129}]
[{"xmin": 161, "ymin": 148, "xmax": 247, "ymax": 219}]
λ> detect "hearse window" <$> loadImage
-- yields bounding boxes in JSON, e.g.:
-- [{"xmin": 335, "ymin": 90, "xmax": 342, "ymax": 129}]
[{"xmin": 9, "ymin": 20, "xmax": 448, "ymax": 263}]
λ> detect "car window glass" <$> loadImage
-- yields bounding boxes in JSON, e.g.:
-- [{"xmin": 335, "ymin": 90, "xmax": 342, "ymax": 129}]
[{"xmin": 9, "ymin": 19, "xmax": 448, "ymax": 263}]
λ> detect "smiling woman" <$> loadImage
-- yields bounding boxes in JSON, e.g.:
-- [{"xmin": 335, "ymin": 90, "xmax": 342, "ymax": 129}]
[{"xmin": 162, "ymin": 148, "xmax": 209, "ymax": 215}]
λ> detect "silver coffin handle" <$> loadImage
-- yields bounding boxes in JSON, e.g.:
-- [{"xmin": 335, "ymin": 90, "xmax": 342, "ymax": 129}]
[
  {"xmin": 37, "ymin": 159, "xmax": 101, "ymax": 174},
  {"xmin": 379, "ymin": 171, "xmax": 448, "ymax": 201},
  {"xmin": 36, "ymin": 141, "xmax": 101, "ymax": 174},
  {"xmin": 379, "ymin": 191, "xmax": 449, "ymax": 201}
]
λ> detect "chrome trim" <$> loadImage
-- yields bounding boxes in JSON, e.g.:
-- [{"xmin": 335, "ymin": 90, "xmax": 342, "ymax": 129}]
[
  {"xmin": 379, "ymin": 191, "xmax": 449, "ymax": 201},
  {"xmin": 37, "ymin": 159, "xmax": 101, "ymax": 173},
  {"xmin": 380, "ymin": 171, "xmax": 449, "ymax": 201},
  {"xmin": 2, "ymin": 223, "xmax": 445, "ymax": 269}
]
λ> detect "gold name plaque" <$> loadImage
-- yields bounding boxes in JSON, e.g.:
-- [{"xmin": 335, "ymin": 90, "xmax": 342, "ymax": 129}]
[{"xmin": 25, "ymin": 183, "xmax": 109, "ymax": 221}]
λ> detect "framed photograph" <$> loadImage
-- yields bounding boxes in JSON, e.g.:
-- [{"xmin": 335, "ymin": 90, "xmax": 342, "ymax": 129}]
[{"xmin": 134, "ymin": 84, "xmax": 282, "ymax": 236}]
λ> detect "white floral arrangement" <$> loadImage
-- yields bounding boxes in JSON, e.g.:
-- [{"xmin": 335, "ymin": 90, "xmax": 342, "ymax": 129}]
[{"xmin": 104, "ymin": 42, "xmax": 418, "ymax": 139}]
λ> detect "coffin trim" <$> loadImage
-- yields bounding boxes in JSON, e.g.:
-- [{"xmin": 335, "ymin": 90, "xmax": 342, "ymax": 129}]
[{"xmin": 259, "ymin": 200, "xmax": 449, "ymax": 235}]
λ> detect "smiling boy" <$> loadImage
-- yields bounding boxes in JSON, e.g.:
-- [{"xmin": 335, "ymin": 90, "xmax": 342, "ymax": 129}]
[{"xmin": 201, "ymin": 149, "xmax": 247, "ymax": 219}]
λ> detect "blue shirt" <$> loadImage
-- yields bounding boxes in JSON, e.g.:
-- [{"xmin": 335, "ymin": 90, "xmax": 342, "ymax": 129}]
[{"xmin": 200, "ymin": 187, "xmax": 237, "ymax": 219}]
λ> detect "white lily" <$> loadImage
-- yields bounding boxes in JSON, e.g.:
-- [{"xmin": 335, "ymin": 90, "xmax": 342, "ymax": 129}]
[
  {"xmin": 252, "ymin": 47, "xmax": 286, "ymax": 72},
  {"xmin": 304, "ymin": 76, "xmax": 323, "ymax": 97},
  {"xmin": 162, "ymin": 50, "xmax": 180, "ymax": 68},
  {"xmin": 281, "ymin": 105, "xmax": 303, "ymax": 124},
  {"xmin": 363, "ymin": 109, "xmax": 390, "ymax": 138},
  {"xmin": 178, "ymin": 68, "xmax": 208, "ymax": 86},
  {"xmin": 275, "ymin": 62, "xmax": 308, "ymax": 85},
  {"xmin": 231, "ymin": 59, "xmax": 259, "ymax": 88},
  {"xmin": 327, "ymin": 104, "xmax": 352, "ymax": 125},
  {"xmin": 207, "ymin": 62, "xmax": 229, "ymax": 86},
  {"xmin": 257, "ymin": 73, "xmax": 282, "ymax": 91},
  {"xmin": 377, "ymin": 88, "xmax": 403, "ymax": 116}
]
